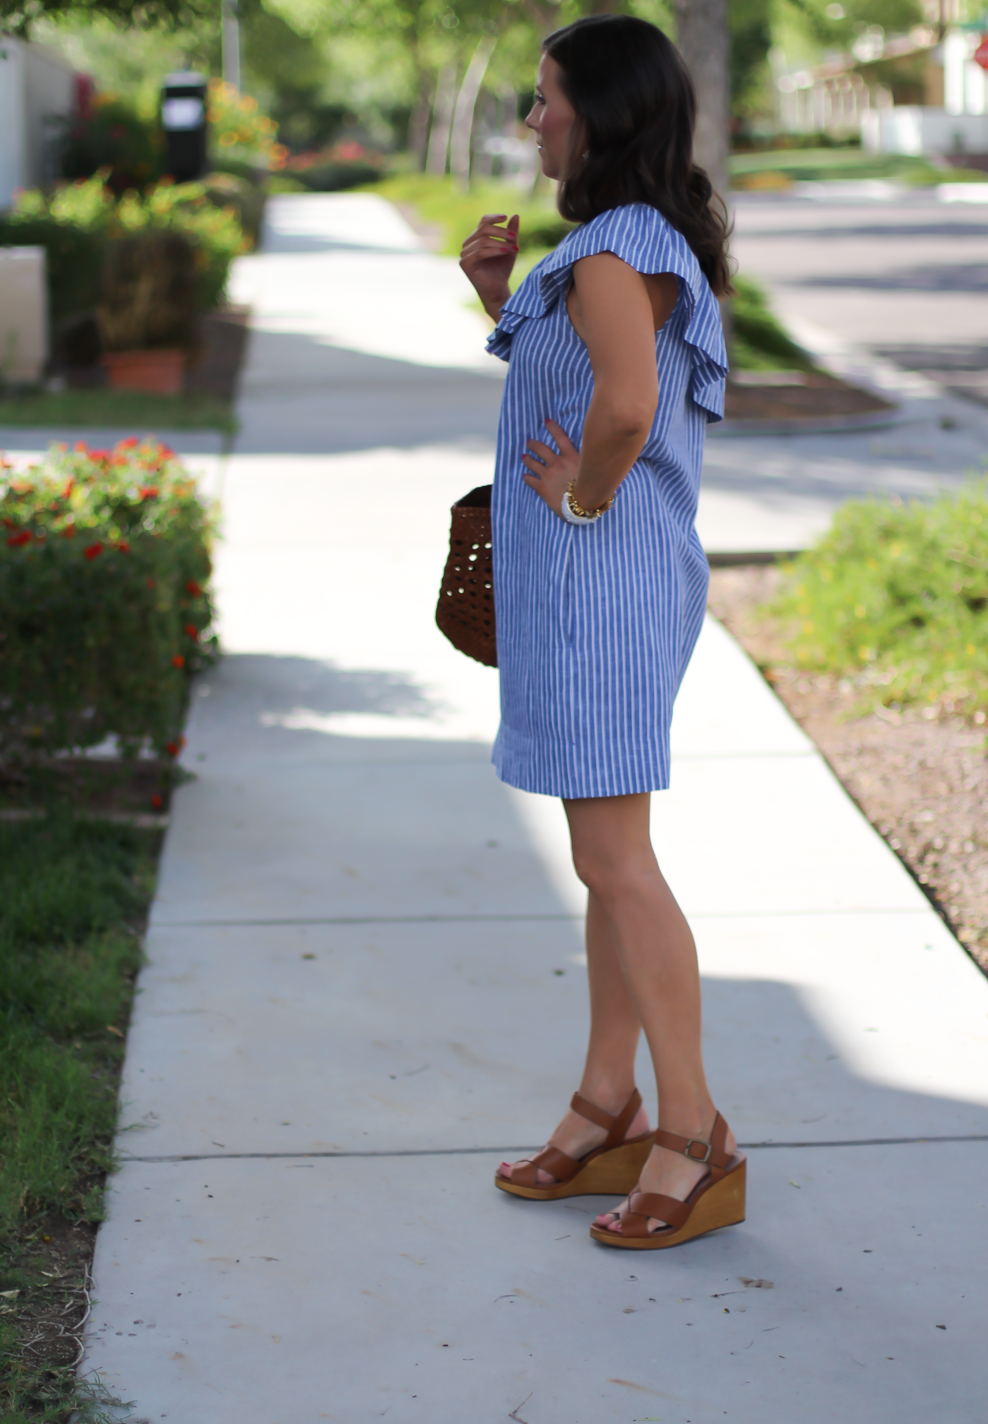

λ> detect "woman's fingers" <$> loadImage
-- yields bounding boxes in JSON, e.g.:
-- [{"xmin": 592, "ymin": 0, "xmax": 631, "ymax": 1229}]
[
  {"xmin": 525, "ymin": 439, "xmax": 552, "ymax": 462},
  {"xmin": 544, "ymin": 418, "xmax": 576, "ymax": 453}
]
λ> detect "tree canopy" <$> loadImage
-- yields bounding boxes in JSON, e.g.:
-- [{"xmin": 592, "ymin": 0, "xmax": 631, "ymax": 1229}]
[{"xmin": 0, "ymin": 0, "xmax": 216, "ymax": 33}]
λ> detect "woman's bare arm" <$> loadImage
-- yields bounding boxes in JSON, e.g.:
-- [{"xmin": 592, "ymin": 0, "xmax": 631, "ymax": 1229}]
[{"xmin": 522, "ymin": 252, "xmax": 678, "ymax": 516}]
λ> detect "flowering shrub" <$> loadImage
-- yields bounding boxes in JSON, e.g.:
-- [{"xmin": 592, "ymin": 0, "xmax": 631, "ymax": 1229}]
[
  {"xmin": 0, "ymin": 175, "xmax": 247, "ymax": 325},
  {"xmin": 207, "ymin": 79, "xmax": 284, "ymax": 169},
  {"xmin": 274, "ymin": 141, "xmax": 385, "ymax": 192},
  {"xmin": 0, "ymin": 440, "xmax": 217, "ymax": 760},
  {"xmin": 61, "ymin": 93, "xmax": 164, "ymax": 194}
]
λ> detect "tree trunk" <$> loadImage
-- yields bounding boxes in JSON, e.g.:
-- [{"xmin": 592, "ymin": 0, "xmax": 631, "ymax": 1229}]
[
  {"xmin": 449, "ymin": 36, "xmax": 496, "ymax": 191},
  {"xmin": 426, "ymin": 66, "xmax": 457, "ymax": 175},
  {"xmin": 675, "ymin": 0, "xmax": 730, "ymax": 208},
  {"xmin": 409, "ymin": 89, "xmax": 432, "ymax": 172}
]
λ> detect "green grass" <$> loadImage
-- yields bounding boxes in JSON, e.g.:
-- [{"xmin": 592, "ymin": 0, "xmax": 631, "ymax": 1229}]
[
  {"xmin": 765, "ymin": 482, "xmax": 988, "ymax": 718},
  {"xmin": 0, "ymin": 813, "xmax": 158, "ymax": 1422},
  {"xmin": 0, "ymin": 388, "xmax": 235, "ymax": 433},
  {"xmin": 730, "ymin": 146, "xmax": 987, "ymax": 188},
  {"xmin": 731, "ymin": 274, "xmax": 811, "ymax": 372}
]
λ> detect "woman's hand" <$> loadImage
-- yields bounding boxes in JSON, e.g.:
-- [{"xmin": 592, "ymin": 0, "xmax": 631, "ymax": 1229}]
[
  {"xmin": 521, "ymin": 419, "xmax": 581, "ymax": 518},
  {"xmin": 459, "ymin": 213, "xmax": 519, "ymax": 323}
]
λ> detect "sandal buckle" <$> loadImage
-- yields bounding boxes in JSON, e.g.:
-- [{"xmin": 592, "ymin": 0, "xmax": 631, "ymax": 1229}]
[{"xmin": 684, "ymin": 1138, "xmax": 712, "ymax": 1163}]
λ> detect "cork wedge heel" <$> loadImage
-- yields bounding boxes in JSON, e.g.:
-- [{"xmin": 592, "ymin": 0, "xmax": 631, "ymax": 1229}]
[
  {"xmin": 589, "ymin": 1111, "xmax": 746, "ymax": 1250},
  {"xmin": 495, "ymin": 1089, "xmax": 653, "ymax": 1202}
]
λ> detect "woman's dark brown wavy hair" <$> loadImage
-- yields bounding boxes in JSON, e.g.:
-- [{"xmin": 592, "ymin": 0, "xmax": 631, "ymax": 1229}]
[{"xmin": 543, "ymin": 15, "xmax": 733, "ymax": 297}]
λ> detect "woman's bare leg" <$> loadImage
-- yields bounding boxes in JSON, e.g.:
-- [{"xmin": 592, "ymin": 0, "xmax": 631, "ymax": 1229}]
[
  {"xmin": 497, "ymin": 887, "xmax": 649, "ymax": 1184},
  {"xmin": 562, "ymin": 793, "xmax": 735, "ymax": 1232}
]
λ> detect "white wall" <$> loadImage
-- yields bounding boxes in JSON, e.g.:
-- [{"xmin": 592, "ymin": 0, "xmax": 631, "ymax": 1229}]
[
  {"xmin": 864, "ymin": 105, "xmax": 988, "ymax": 155},
  {"xmin": 0, "ymin": 38, "xmax": 76, "ymax": 211},
  {"xmin": 23, "ymin": 42, "xmax": 75, "ymax": 189},
  {"xmin": 0, "ymin": 38, "xmax": 27, "ymax": 209}
]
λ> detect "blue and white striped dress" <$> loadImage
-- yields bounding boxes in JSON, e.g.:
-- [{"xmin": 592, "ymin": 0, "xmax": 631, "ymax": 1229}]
[{"xmin": 486, "ymin": 202, "xmax": 727, "ymax": 798}]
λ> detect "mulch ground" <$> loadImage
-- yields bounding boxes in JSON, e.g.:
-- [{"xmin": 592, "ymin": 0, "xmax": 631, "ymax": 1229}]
[
  {"xmin": 724, "ymin": 372, "xmax": 895, "ymax": 423},
  {"xmin": 707, "ymin": 565, "xmax": 988, "ymax": 974}
]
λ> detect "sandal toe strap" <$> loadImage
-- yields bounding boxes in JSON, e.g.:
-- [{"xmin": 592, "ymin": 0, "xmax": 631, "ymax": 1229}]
[
  {"xmin": 510, "ymin": 1144, "xmax": 579, "ymax": 1188},
  {"xmin": 623, "ymin": 1190, "xmax": 691, "ymax": 1237}
]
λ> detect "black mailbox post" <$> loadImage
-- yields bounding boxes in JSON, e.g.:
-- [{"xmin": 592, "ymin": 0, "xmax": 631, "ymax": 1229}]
[{"xmin": 161, "ymin": 72, "xmax": 208, "ymax": 183}]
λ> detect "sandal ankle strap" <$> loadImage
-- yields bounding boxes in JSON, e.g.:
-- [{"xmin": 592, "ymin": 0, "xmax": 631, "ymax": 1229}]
[
  {"xmin": 654, "ymin": 1112, "xmax": 732, "ymax": 1179},
  {"xmin": 570, "ymin": 1088, "xmax": 643, "ymax": 1151}
]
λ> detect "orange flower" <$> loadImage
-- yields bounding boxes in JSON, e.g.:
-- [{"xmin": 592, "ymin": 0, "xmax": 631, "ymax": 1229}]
[
  {"xmin": 74, "ymin": 441, "xmax": 89, "ymax": 454},
  {"xmin": 84, "ymin": 543, "xmax": 103, "ymax": 560},
  {"xmin": 139, "ymin": 486, "xmax": 159, "ymax": 500},
  {"xmin": 63, "ymin": 479, "xmax": 74, "ymax": 498},
  {"xmin": 172, "ymin": 654, "xmax": 185, "ymax": 668},
  {"xmin": 118, "ymin": 437, "xmax": 139, "ymax": 450},
  {"xmin": 146, "ymin": 577, "xmax": 156, "ymax": 589},
  {"xmin": 63, "ymin": 524, "xmax": 75, "ymax": 538},
  {"xmin": 116, "ymin": 541, "xmax": 130, "ymax": 553}
]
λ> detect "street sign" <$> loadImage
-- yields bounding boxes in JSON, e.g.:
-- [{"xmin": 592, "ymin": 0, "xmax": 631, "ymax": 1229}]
[{"xmin": 975, "ymin": 35, "xmax": 988, "ymax": 70}]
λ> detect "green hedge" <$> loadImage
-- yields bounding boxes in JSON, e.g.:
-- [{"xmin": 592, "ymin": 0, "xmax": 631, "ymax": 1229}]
[
  {"xmin": 0, "ymin": 175, "xmax": 248, "ymax": 327},
  {"xmin": 768, "ymin": 482, "xmax": 988, "ymax": 717},
  {"xmin": 0, "ymin": 440, "xmax": 217, "ymax": 760}
]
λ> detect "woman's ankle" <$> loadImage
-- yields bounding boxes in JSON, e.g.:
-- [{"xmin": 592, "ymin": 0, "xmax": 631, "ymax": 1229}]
[{"xmin": 577, "ymin": 1075, "xmax": 638, "ymax": 1116}]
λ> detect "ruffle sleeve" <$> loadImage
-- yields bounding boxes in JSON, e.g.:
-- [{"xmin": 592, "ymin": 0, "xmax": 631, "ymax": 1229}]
[{"xmin": 486, "ymin": 203, "xmax": 728, "ymax": 421}]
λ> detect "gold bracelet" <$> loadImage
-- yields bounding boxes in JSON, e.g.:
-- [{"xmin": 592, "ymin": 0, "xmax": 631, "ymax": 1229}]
[{"xmin": 566, "ymin": 480, "xmax": 615, "ymax": 520}]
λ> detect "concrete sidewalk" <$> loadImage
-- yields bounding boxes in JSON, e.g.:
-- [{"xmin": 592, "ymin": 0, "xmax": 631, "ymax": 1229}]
[{"xmin": 83, "ymin": 195, "xmax": 988, "ymax": 1423}]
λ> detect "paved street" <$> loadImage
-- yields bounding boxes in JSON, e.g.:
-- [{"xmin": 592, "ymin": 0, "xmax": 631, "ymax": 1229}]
[
  {"xmin": 731, "ymin": 188, "xmax": 988, "ymax": 405},
  {"xmin": 80, "ymin": 194, "xmax": 988, "ymax": 1424}
]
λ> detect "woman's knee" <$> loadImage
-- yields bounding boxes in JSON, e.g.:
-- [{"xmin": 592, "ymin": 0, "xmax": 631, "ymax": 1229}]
[{"xmin": 571, "ymin": 847, "xmax": 655, "ymax": 905}]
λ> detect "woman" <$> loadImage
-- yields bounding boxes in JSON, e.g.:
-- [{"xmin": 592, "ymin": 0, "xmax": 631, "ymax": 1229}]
[{"xmin": 459, "ymin": 14, "xmax": 742, "ymax": 1250}]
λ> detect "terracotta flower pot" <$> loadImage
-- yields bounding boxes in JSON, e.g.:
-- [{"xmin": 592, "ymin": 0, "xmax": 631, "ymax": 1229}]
[{"xmin": 101, "ymin": 348, "xmax": 187, "ymax": 396}]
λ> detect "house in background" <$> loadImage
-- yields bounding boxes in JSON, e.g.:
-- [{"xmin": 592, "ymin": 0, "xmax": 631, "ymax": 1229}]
[{"xmin": 0, "ymin": 36, "xmax": 81, "ymax": 209}]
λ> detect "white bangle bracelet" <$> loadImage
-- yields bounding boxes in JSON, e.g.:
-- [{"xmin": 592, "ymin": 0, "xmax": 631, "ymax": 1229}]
[{"xmin": 560, "ymin": 494, "xmax": 597, "ymax": 525}]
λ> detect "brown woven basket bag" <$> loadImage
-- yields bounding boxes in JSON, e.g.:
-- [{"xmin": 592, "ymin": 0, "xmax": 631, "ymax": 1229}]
[{"xmin": 435, "ymin": 484, "xmax": 496, "ymax": 668}]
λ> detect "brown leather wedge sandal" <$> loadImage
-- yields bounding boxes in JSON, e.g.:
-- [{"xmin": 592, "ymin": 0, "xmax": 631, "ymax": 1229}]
[
  {"xmin": 589, "ymin": 1111, "xmax": 746, "ymax": 1249},
  {"xmin": 495, "ymin": 1089, "xmax": 653, "ymax": 1201}
]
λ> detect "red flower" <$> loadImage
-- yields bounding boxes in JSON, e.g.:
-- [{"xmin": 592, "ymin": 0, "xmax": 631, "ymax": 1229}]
[
  {"xmin": 118, "ymin": 437, "xmax": 139, "ymax": 450},
  {"xmin": 63, "ymin": 524, "xmax": 75, "ymax": 538},
  {"xmin": 159, "ymin": 446, "xmax": 176, "ymax": 459},
  {"xmin": 150, "ymin": 793, "xmax": 164, "ymax": 809},
  {"xmin": 139, "ymin": 486, "xmax": 159, "ymax": 500},
  {"xmin": 62, "ymin": 479, "xmax": 74, "ymax": 498},
  {"xmin": 84, "ymin": 543, "xmax": 103, "ymax": 560},
  {"xmin": 185, "ymin": 580, "xmax": 202, "ymax": 597},
  {"xmin": 184, "ymin": 623, "xmax": 199, "ymax": 640},
  {"xmin": 89, "ymin": 448, "xmax": 110, "ymax": 462},
  {"xmin": 2, "ymin": 517, "xmax": 15, "ymax": 529},
  {"xmin": 6, "ymin": 530, "xmax": 31, "ymax": 546},
  {"xmin": 172, "ymin": 654, "xmax": 185, "ymax": 668},
  {"xmin": 116, "ymin": 541, "xmax": 131, "ymax": 553},
  {"xmin": 146, "ymin": 577, "xmax": 156, "ymax": 589},
  {"xmin": 165, "ymin": 741, "xmax": 180, "ymax": 757}
]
